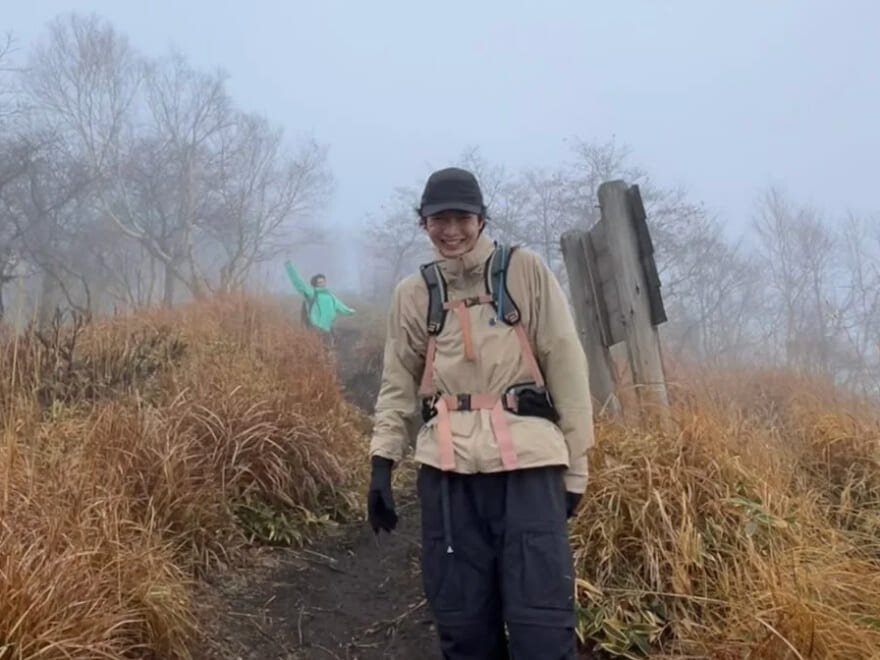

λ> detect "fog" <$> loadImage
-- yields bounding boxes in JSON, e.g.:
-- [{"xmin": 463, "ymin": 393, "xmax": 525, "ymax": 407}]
[{"xmin": 2, "ymin": 2, "xmax": 880, "ymax": 390}]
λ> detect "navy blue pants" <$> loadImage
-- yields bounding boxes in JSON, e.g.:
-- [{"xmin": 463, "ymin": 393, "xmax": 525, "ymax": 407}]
[{"xmin": 417, "ymin": 465, "xmax": 577, "ymax": 660}]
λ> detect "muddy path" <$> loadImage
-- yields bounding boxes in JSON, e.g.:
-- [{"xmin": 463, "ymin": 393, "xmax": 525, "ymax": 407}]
[
  {"xmin": 196, "ymin": 339, "xmax": 439, "ymax": 659},
  {"xmin": 198, "ymin": 480, "xmax": 597, "ymax": 660},
  {"xmin": 198, "ymin": 475, "xmax": 440, "ymax": 660},
  {"xmin": 197, "ymin": 341, "xmax": 595, "ymax": 659}
]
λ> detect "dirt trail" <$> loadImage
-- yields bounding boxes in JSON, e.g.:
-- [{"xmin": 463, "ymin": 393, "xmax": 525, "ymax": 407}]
[
  {"xmin": 198, "ymin": 343, "xmax": 594, "ymax": 659},
  {"xmin": 196, "ymin": 339, "xmax": 438, "ymax": 659},
  {"xmin": 199, "ymin": 477, "xmax": 440, "ymax": 660},
  {"xmin": 199, "ymin": 483, "xmax": 596, "ymax": 660}
]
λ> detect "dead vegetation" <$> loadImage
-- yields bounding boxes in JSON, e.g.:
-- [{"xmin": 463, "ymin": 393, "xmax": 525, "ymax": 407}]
[
  {"xmin": 288, "ymin": 309, "xmax": 880, "ymax": 659},
  {"xmin": 0, "ymin": 295, "xmax": 369, "ymax": 659},
  {"xmin": 572, "ymin": 367, "xmax": 880, "ymax": 659},
  {"xmin": 3, "ymin": 297, "xmax": 880, "ymax": 659}
]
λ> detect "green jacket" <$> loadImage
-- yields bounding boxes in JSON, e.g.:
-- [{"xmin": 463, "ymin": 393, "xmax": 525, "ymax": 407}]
[{"xmin": 284, "ymin": 261, "xmax": 355, "ymax": 333}]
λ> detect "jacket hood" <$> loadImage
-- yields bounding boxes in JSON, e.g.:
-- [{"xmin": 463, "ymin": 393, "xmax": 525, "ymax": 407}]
[{"xmin": 434, "ymin": 233, "xmax": 496, "ymax": 283}]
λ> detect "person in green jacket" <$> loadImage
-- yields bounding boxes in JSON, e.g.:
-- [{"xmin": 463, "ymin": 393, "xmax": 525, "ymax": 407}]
[{"xmin": 284, "ymin": 260, "xmax": 355, "ymax": 342}]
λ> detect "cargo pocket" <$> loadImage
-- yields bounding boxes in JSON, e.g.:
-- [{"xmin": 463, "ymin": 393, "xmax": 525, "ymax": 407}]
[
  {"xmin": 519, "ymin": 526, "xmax": 574, "ymax": 610},
  {"xmin": 421, "ymin": 533, "xmax": 464, "ymax": 613}
]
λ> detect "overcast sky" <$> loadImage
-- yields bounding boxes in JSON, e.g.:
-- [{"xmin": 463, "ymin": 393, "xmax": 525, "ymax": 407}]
[{"xmin": 5, "ymin": 0, "xmax": 878, "ymax": 289}]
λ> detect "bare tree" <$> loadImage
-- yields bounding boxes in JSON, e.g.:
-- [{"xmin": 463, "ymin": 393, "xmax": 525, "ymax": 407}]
[
  {"xmin": 660, "ymin": 214, "xmax": 764, "ymax": 364},
  {"xmin": 22, "ymin": 13, "xmax": 143, "ymax": 315},
  {"xmin": 0, "ymin": 34, "xmax": 23, "ymax": 319},
  {"xmin": 86, "ymin": 214, "xmax": 160, "ymax": 308},
  {"xmin": 0, "ymin": 32, "xmax": 19, "ymax": 126},
  {"xmin": 835, "ymin": 212, "xmax": 880, "ymax": 392},
  {"xmin": 364, "ymin": 186, "xmax": 430, "ymax": 300},
  {"xmin": 3, "ymin": 130, "xmax": 94, "ymax": 322},
  {"xmin": 0, "ymin": 136, "xmax": 35, "ymax": 320},
  {"xmin": 567, "ymin": 137, "xmax": 646, "ymax": 228},
  {"xmin": 518, "ymin": 167, "xmax": 575, "ymax": 279},
  {"xmin": 25, "ymin": 14, "xmax": 140, "ymax": 173},
  {"xmin": 24, "ymin": 15, "xmax": 333, "ymax": 309},
  {"xmin": 752, "ymin": 187, "xmax": 846, "ymax": 375},
  {"xmin": 102, "ymin": 50, "xmax": 233, "ymax": 305},
  {"xmin": 204, "ymin": 113, "xmax": 330, "ymax": 293}
]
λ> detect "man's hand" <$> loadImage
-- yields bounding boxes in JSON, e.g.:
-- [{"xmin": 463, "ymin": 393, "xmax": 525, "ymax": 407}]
[
  {"xmin": 367, "ymin": 456, "xmax": 397, "ymax": 534},
  {"xmin": 565, "ymin": 491, "xmax": 582, "ymax": 519}
]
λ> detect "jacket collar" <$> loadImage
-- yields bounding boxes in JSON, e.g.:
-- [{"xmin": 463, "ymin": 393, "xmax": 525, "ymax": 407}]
[{"xmin": 435, "ymin": 233, "xmax": 496, "ymax": 283}]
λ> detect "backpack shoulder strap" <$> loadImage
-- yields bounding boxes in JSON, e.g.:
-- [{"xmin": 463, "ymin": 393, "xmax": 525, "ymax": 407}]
[
  {"xmin": 419, "ymin": 260, "xmax": 447, "ymax": 335},
  {"xmin": 484, "ymin": 243, "xmax": 522, "ymax": 326},
  {"xmin": 417, "ymin": 261, "xmax": 447, "ymax": 396},
  {"xmin": 485, "ymin": 243, "xmax": 546, "ymax": 386}
]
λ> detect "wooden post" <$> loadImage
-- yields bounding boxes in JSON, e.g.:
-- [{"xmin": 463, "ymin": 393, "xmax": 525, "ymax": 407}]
[
  {"xmin": 560, "ymin": 230, "xmax": 622, "ymax": 416},
  {"xmin": 598, "ymin": 180, "xmax": 670, "ymax": 419}
]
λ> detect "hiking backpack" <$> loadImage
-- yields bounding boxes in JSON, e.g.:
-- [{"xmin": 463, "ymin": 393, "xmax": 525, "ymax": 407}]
[
  {"xmin": 300, "ymin": 296, "xmax": 314, "ymax": 327},
  {"xmin": 415, "ymin": 243, "xmax": 558, "ymax": 472}
]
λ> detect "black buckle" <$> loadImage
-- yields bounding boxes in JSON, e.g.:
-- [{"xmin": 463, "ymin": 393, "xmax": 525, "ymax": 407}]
[
  {"xmin": 422, "ymin": 392, "xmax": 475, "ymax": 422},
  {"xmin": 421, "ymin": 394, "xmax": 439, "ymax": 422}
]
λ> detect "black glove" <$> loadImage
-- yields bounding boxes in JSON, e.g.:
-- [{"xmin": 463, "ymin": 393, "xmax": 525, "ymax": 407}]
[
  {"xmin": 367, "ymin": 456, "xmax": 397, "ymax": 534},
  {"xmin": 565, "ymin": 491, "xmax": 582, "ymax": 519}
]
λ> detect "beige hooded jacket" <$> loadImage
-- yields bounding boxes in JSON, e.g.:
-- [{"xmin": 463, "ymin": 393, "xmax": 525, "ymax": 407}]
[{"xmin": 369, "ymin": 233, "xmax": 594, "ymax": 493}]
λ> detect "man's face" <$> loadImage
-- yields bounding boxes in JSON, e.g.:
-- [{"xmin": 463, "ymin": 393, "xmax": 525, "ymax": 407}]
[
  {"xmin": 424, "ymin": 211, "xmax": 483, "ymax": 258},
  {"xmin": 314, "ymin": 276, "xmax": 326, "ymax": 288}
]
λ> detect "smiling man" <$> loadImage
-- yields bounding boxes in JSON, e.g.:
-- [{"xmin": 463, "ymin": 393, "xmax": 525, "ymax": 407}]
[
  {"xmin": 417, "ymin": 167, "xmax": 486, "ymax": 256},
  {"xmin": 367, "ymin": 166, "xmax": 595, "ymax": 659}
]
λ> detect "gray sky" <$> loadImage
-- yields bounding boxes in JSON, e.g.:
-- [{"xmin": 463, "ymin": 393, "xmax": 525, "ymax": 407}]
[{"xmin": 5, "ymin": 0, "xmax": 879, "ymax": 289}]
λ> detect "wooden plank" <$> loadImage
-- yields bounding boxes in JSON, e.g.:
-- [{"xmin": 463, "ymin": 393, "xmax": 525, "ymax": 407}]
[
  {"xmin": 560, "ymin": 230, "xmax": 621, "ymax": 416},
  {"xmin": 597, "ymin": 180, "xmax": 670, "ymax": 420},
  {"xmin": 627, "ymin": 185, "xmax": 667, "ymax": 326},
  {"xmin": 587, "ymin": 221, "xmax": 625, "ymax": 346},
  {"xmin": 577, "ymin": 230, "xmax": 613, "ymax": 348}
]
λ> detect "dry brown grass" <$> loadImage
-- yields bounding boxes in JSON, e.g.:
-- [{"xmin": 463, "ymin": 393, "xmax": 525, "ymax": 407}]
[
  {"xmin": 5, "ymin": 295, "xmax": 880, "ymax": 659},
  {"xmin": 572, "ymin": 366, "xmax": 880, "ymax": 659},
  {"xmin": 295, "ymin": 314, "xmax": 880, "ymax": 658},
  {"xmin": 0, "ymin": 439, "xmax": 194, "ymax": 659},
  {"xmin": 0, "ymin": 294, "xmax": 369, "ymax": 659}
]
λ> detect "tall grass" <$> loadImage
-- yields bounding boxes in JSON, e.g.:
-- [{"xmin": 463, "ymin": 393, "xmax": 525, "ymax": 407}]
[
  {"xmin": 572, "ymin": 368, "xmax": 880, "ymax": 659},
  {"xmin": 0, "ymin": 295, "xmax": 368, "ymax": 659},
  {"xmin": 4, "ymin": 295, "xmax": 880, "ymax": 658}
]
